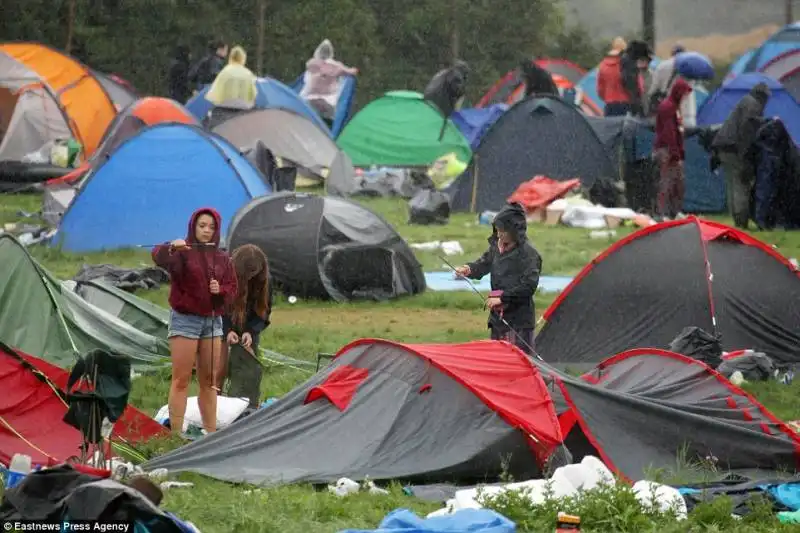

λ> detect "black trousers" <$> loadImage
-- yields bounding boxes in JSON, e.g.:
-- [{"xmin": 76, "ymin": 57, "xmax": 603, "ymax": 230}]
[{"xmin": 490, "ymin": 326, "xmax": 535, "ymax": 355}]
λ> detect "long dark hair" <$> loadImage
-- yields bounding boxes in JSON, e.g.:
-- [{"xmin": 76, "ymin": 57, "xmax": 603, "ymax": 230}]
[{"xmin": 229, "ymin": 244, "xmax": 270, "ymax": 329}]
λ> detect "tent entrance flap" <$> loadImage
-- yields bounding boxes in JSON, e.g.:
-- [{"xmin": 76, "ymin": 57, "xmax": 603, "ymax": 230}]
[{"xmin": 321, "ymin": 245, "xmax": 396, "ymax": 300}]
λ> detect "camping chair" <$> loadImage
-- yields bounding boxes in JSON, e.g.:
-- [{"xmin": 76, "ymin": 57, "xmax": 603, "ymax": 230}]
[{"xmin": 63, "ymin": 350, "xmax": 131, "ymax": 467}]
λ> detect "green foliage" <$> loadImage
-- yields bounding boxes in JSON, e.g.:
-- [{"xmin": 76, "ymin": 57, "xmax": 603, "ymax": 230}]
[{"xmin": 1, "ymin": 0, "xmax": 605, "ymax": 107}]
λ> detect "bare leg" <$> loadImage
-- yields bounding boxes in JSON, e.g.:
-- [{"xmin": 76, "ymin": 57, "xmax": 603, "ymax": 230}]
[
  {"xmin": 197, "ymin": 337, "xmax": 220, "ymax": 433},
  {"xmin": 214, "ymin": 341, "xmax": 230, "ymax": 391},
  {"xmin": 168, "ymin": 336, "xmax": 199, "ymax": 434}
]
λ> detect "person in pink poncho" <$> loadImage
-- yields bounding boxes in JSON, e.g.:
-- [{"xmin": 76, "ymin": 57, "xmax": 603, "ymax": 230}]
[{"xmin": 300, "ymin": 39, "xmax": 357, "ymax": 126}]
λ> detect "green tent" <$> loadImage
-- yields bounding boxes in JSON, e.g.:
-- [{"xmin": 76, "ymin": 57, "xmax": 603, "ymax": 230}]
[
  {"xmin": 0, "ymin": 235, "xmax": 170, "ymax": 370},
  {"xmin": 337, "ymin": 91, "xmax": 472, "ymax": 167}
]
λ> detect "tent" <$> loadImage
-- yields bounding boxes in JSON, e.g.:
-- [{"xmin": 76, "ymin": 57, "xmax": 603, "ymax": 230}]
[
  {"xmin": 697, "ymin": 73, "xmax": 800, "ymax": 144},
  {"xmin": 290, "ymin": 74, "xmax": 357, "ymax": 137},
  {"xmin": 535, "ymin": 218, "xmax": 800, "ymax": 367},
  {"xmin": 727, "ymin": 23, "xmax": 800, "ymax": 78},
  {"xmin": 0, "ymin": 42, "xmax": 117, "ymax": 159},
  {"xmin": 336, "ymin": 91, "xmax": 472, "ymax": 168},
  {"xmin": 227, "ymin": 192, "xmax": 426, "ymax": 302},
  {"xmin": 42, "ymin": 97, "xmax": 198, "ymax": 225},
  {"xmin": 92, "ymin": 70, "xmax": 138, "ymax": 110},
  {"xmin": 52, "ymin": 123, "xmax": 271, "ymax": 252},
  {"xmin": 542, "ymin": 349, "xmax": 800, "ymax": 481},
  {"xmin": 451, "ymin": 104, "xmax": 509, "ymax": 149},
  {"xmin": 144, "ymin": 339, "xmax": 559, "ymax": 484},
  {"xmin": 0, "ymin": 235, "xmax": 170, "ymax": 369},
  {"xmin": 185, "ymin": 77, "xmax": 330, "ymax": 135},
  {"xmin": 586, "ymin": 115, "xmax": 725, "ymax": 213},
  {"xmin": 144, "ymin": 339, "xmax": 800, "ymax": 485},
  {"xmin": 211, "ymin": 107, "xmax": 356, "ymax": 196},
  {"xmin": 476, "ymin": 59, "xmax": 586, "ymax": 108},
  {"xmin": 759, "ymin": 49, "xmax": 800, "ymax": 102},
  {"xmin": 0, "ymin": 340, "xmax": 166, "ymax": 467},
  {"xmin": 446, "ymin": 96, "xmax": 615, "ymax": 213}
]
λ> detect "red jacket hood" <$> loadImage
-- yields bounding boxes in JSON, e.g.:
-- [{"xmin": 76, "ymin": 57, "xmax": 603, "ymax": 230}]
[
  {"xmin": 186, "ymin": 207, "xmax": 222, "ymax": 246},
  {"xmin": 669, "ymin": 78, "xmax": 693, "ymax": 104},
  {"xmin": 599, "ymin": 55, "xmax": 621, "ymax": 69}
]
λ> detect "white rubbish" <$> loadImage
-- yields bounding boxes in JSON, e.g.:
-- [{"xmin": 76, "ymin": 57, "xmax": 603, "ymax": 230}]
[
  {"xmin": 160, "ymin": 481, "xmax": 194, "ymax": 489},
  {"xmin": 288, "ymin": 295, "xmax": 298, "ymax": 304},
  {"xmin": 410, "ymin": 240, "xmax": 463, "ymax": 256},
  {"xmin": 147, "ymin": 468, "xmax": 169, "ymax": 482},
  {"xmin": 553, "ymin": 198, "xmax": 644, "ymax": 229},
  {"xmin": 790, "ymin": 258, "xmax": 798, "ymax": 269},
  {"xmin": 5, "ymin": 453, "xmax": 32, "ymax": 489},
  {"xmin": 155, "ymin": 396, "xmax": 249, "ymax": 432},
  {"xmin": 589, "ymin": 230, "xmax": 617, "ymax": 239},
  {"xmin": 633, "ymin": 480, "xmax": 687, "ymax": 520},
  {"xmin": 428, "ymin": 455, "xmax": 613, "ymax": 517},
  {"xmin": 329, "ymin": 477, "xmax": 360, "ymax": 497},
  {"xmin": 327, "ymin": 477, "xmax": 390, "ymax": 497},
  {"xmin": 730, "ymin": 371, "xmax": 746, "ymax": 386}
]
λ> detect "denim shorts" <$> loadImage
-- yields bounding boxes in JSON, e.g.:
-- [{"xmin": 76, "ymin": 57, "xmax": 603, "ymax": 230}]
[{"xmin": 168, "ymin": 310, "xmax": 223, "ymax": 339}]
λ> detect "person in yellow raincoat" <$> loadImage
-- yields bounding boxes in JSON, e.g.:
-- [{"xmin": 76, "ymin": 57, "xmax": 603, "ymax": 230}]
[{"xmin": 206, "ymin": 46, "xmax": 257, "ymax": 108}]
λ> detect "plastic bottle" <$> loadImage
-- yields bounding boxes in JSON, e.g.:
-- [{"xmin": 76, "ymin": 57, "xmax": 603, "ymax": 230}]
[
  {"xmin": 555, "ymin": 512, "xmax": 581, "ymax": 532},
  {"xmin": 5, "ymin": 453, "xmax": 32, "ymax": 489}
]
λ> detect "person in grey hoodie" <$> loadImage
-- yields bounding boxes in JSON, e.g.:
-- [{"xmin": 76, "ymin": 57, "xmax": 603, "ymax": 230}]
[
  {"xmin": 711, "ymin": 82, "xmax": 771, "ymax": 228},
  {"xmin": 647, "ymin": 44, "xmax": 697, "ymax": 127},
  {"xmin": 455, "ymin": 203, "xmax": 542, "ymax": 355}
]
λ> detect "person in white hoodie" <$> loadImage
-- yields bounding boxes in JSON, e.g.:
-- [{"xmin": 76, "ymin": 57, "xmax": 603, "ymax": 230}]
[{"xmin": 647, "ymin": 45, "xmax": 697, "ymax": 127}]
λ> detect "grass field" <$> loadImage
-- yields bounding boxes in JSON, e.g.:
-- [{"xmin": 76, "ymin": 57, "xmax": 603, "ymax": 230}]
[{"xmin": 2, "ymin": 192, "xmax": 799, "ymax": 532}]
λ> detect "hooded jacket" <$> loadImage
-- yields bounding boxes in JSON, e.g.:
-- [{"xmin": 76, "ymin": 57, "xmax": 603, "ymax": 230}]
[
  {"xmin": 596, "ymin": 54, "xmax": 627, "ymax": 104},
  {"xmin": 647, "ymin": 57, "xmax": 697, "ymax": 127},
  {"xmin": 654, "ymin": 78, "xmax": 693, "ymax": 162},
  {"xmin": 168, "ymin": 45, "xmax": 191, "ymax": 103},
  {"xmin": 712, "ymin": 83, "xmax": 771, "ymax": 155},
  {"xmin": 521, "ymin": 60, "xmax": 558, "ymax": 97},
  {"xmin": 152, "ymin": 208, "xmax": 237, "ymax": 317},
  {"xmin": 467, "ymin": 203, "xmax": 542, "ymax": 330},
  {"xmin": 424, "ymin": 61, "xmax": 469, "ymax": 118}
]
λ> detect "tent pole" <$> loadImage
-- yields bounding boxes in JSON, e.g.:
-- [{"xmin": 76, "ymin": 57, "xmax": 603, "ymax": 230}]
[{"xmin": 470, "ymin": 154, "xmax": 480, "ymax": 213}]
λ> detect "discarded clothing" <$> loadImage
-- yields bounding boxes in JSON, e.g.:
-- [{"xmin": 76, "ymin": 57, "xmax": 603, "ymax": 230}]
[
  {"xmin": 339, "ymin": 508, "xmax": 515, "ymax": 533},
  {"xmin": 678, "ymin": 475, "xmax": 800, "ymax": 516},
  {"xmin": 717, "ymin": 351, "xmax": 775, "ymax": 381},
  {"xmin": 74, "ymin": 264, "xmax": 170, "ymax": 292},
  {"xmin": 669, "ymin": 326, "xmax": 722, "ymax": 368}
]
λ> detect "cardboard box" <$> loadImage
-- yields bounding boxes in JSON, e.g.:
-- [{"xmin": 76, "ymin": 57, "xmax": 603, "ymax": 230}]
[{"xmin": 545, "ymin": 207, "xmax": 564, "ymax": 225}]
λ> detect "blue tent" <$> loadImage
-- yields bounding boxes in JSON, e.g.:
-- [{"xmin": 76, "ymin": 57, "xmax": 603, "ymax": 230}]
[
  {"xmin": 726, "ymin": 23, "xmax": 800, "ymax": 78},
  {"xmin": 451, "ymin": 104, "xmax": 509, "ymax": 149},
  {"xmin": 53, "ymin": 124, "xmax": 271, "ymax": 252},
  {"xmin": 290, "ymin": 74, "xmax": 357, "ymax": 137},
  {"xmin": 697, "ymin": 73, "xmax": 800, "ymax": 144},
  {"xmin": 186, "ymin": 77, "xmax": 331, "ymax": 136},
  {"xmin": 576, "ymin": 58, "xmax": 709, "ymax": 115}
]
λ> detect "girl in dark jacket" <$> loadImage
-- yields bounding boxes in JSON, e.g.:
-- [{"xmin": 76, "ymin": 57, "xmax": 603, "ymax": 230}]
[
  {"xmin": 152, "ymin": 208, "xmax": 238, "ymax": 435},
  {"xmin": 216, "ymin": 244, "xmax": 273, "ymax": 391}
]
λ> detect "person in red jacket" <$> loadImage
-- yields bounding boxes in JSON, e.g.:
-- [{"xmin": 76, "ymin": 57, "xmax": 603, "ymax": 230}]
[
  {"xmin": 653, "ymin": 78, "xmax": 693, "ymax": 220},
  {"xmin": 597, "ymin": 38, "xmax": 651, "ymax": 117},
  {"xmin": 152, "ymin": 208, "xmax": 237, "ymax": 435}
]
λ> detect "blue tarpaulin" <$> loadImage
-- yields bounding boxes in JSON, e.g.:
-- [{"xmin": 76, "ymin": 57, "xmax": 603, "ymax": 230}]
[
  {"xmin": 339, "ymin": 508, "xmax": 515, "ymax": 533},
  {"xmin": 451, "ymin": 105, "xmax": 509, "ymax": 149}
]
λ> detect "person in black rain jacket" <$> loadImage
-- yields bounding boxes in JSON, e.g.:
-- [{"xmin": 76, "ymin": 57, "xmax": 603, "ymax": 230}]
[{"xmin": 455, "ymin": 202, "xmax": 542, "ymax": 354}]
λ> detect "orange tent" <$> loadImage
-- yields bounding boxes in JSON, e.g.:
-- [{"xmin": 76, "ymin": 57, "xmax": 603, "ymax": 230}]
[
  {"xmin": 0, "ymin": 42, "xmax": 117, "ymax": 157},
  {"xmin": 46, "ymin": 97, "xmax": 197, "ymax": 187}
]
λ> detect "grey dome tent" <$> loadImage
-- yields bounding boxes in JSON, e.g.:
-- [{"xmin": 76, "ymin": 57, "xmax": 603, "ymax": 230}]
[
  {"xmin": 446, "ymin": 95, "xmax": 616, "ymax": 212},
  {"xmin": 226, "ymin": 192, "xmax": 426, "ymax": 301},
  {"xmin": 211, "ymin": 107, "xmax": 356, "ymax": 196}
]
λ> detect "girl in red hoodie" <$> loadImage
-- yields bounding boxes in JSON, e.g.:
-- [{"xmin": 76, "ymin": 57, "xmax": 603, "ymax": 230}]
[{"xmin": 152, "ymin": 208, "xmax": 237, "ymax": 435}]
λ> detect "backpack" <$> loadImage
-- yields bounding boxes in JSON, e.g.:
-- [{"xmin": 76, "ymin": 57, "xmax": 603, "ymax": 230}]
[{"xmin": 648, "ymin": 69, "xmax": 680, "ymax": 115}]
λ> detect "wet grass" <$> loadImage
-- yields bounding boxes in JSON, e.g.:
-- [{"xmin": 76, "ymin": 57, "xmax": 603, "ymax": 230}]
[{"xmin": 2, "ymin": 192, "xmax": 800, "ymax": 532}]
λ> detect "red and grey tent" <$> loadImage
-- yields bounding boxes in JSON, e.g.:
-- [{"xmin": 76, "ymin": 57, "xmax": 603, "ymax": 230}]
[
  {"xmin": 143, "ymin": 338, "xmax": 800, "ymax": 485},
  {"xmin": 536, "ymin": 217, "xmax": 800, "ymax": 367},
  {"xmin": 477, "ymin": 59, "xmax": 586, "ymax": 108},
  {"xmin": 0, "ymin": 341, "xmax": 166, "ymax": 467}
]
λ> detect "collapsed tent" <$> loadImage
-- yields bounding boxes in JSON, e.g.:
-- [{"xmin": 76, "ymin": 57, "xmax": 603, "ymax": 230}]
[
  {"xmin": 186, "ymin": 76, "xmax": 330, "ymax": 134},
  {"xmin": 42, "ymin": 97, "xmax": 198, "ymax": 225},
  {"xmin": 0, "ymin": 42, "xmax": 117, "ymax": 159},
  {"xmin": 290, "ymin": 73, "xmax": 357, "ymax": 137},
  {"xmin": 144, "ymin": 339, "xmax": 560, "ymax": 484},
  {"xmin": 535, "ymin": 218, "xmax": 800, "ymax": 367},
  {"xmin": 544, "ymin": 349, "xmax": 800, "ymax": 480},
  {"xmin": 697, "ymin": 73, "xmax": 800, "ymax": 144},
  {"xmin": 211, "ymin": 107, "xmax": 356, "ymax": 196},
  {"xmin": 0, "ymin": 235, "xmax": 170, "ymax": 369},
  {"xmin": 336, "ymin": 91, "xmax": 472, "ymax": 168},
  {"xmin": 52, "ymin": 123, "xmax": 271, "ymax": 252},
  {"xmin": 446, "ymin": 96, "xmax": 615, "ymax": 213},
  {"xmin": 144, "ymin": 339, "xmax": 800, "ymax": 485},
  {"xmin": 0, "ymin": 341, "xmax": 166, "ymax": 466},
  {"xmin": 227, "ymin": 192, "xmax": 426, "ymax": 301}
]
